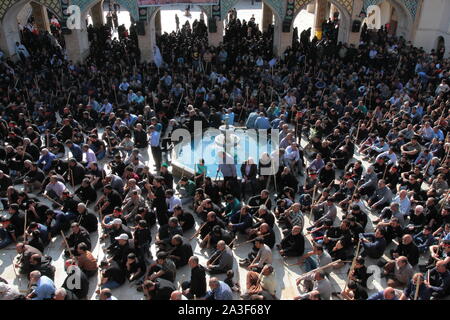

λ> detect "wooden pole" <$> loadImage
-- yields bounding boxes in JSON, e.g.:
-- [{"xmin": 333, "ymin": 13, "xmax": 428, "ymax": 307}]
[
  {"xmin": 60, "ymin": 230, "xmax": 76, "ymax": 261},
  {"xmin": 189, "ymin": 222, "xmax": 207, "ymax": 241},
  {"xmin": 343, "ymin": 239, "xmax": 362, "ymax": 291},
  {"xmin": 209, "ymin": 238, "xmax": 237, "ymax": 265}
]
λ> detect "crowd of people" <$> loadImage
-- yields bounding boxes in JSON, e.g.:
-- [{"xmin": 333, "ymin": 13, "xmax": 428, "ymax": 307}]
[{"xmin": 0, "ymin": 5, "xmax": 449, "ymax": 301}]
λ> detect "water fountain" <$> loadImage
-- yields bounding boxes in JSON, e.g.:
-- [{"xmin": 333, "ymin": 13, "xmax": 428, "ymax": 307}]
[{"xmin": 170, "ymin": 115, "xmax": 275, "ymax": 179}]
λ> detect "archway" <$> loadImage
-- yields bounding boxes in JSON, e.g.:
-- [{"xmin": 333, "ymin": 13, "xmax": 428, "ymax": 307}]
[
  {"xmin": 0, "ymin": 0, "xmax": 60, "ymax": 57},
  {"xmin": 156, "ymin": 4, "xmax": 209, "ymax": 34},
  {"xmin": 292, "ymin": 0, "xmax": 351, "ymax": 44},
  {"xmin": 362, "ymin": 0, "xmax": 413, "ymax": 40}
]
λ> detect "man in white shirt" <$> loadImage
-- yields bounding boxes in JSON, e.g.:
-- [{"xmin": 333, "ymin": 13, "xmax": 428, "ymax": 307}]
[
  {"xmin": 376, "ymin": 147, "xmax": 398, "ymax": 165},
  {"xmin": 285, "ymin": 143, "xmax": 302, "ymax": 174},
  {"xmin": 166, "ymin": 189, "xmax": 182, "ymax": 214},
  {"xmin": 82, "ymin": 144, "xmax": 97, "ymax": 166},
  {"xmin": 392, "ymin": 189, "xmax": 411, "ymax": 217}
]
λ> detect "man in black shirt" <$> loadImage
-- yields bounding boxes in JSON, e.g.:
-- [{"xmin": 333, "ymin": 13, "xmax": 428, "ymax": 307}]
[
  {"xmin": 64, "ymin": 159, "xmax": 86, "ymax": 186},
  {"xmin": 74, "ymin": 178, "xmax": 97, "ymax": 204},
  {"xmin": 65, "ymin": 223, "xmax": 91, "ymax": 257},
  {"xmin": 150, "ymin": 177, "xmax": 168, "ymax": 226},
  {"xmin": 172, "ymin": 205, "xmax": 194, "ymax": 231},
  {"xmin": 23, "ymin": 163, "xmax": 45, "ymax": 193},
  {"xmin": 143, "ymin": 278, "xmax": 176, "ymax": 300},
  {"xmin": 182, "ymin": 256, "xmax": 207, "ymax": 299},
  {"xmin": 278, "ymin": 225, "xmax": 305, "ymax": 257},
  {"xmin": 0, "ymin": 170, "xmax": 12, "ymax": 197},
  {"xmin": 168, "ymin": 235, "xmax": 193, "ymax": 268},
  {"xmin": 98, "ymin": 185, "xmax": 123, "ymax": 215},
  {"xmin": 98, "ymin": 260, "xmax": 126, "ymax": 292},
  {"xmin": 76, "ymin": 203, "xmax": 98, "ymax": 233},
  {"xmin": 62, "ymin": 260, "xmax": 89, "ymax": 300}
]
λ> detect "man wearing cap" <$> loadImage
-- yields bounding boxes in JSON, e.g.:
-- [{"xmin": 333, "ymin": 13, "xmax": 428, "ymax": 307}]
[
  {"xmin": 125, "ymin": 252, "xmax": 146, "ymax": 282},
  {"xmin": 108, "ymin": 233, "xmax": 133, "ymax": 268},
  {"xmin": 106, "ymin": 215, "xmax": 132, "ymax": 245}
]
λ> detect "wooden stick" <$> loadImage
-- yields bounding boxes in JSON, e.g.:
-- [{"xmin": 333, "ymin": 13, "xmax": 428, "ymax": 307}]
[
  {"xmin": 23, "ymin": 209, "xmax": 27, "ymax": 242},
  {"xmin": 309, "ymin": 185, "xmax": 318, "ymax": 218},
  {"xmin": 209, "ymin": 238, "xmax": 237, "ymax": 265},
  {"xmin": 189, "ymin": 222, "xmax": 207, "ymax": 241},
  {"xmin": 233, "ymin": 232, "xmax": 270, "ymax": 249},
  {"xmin": 343, "ymin": 239, "xmax": 362, "ymax": 291},
  {"xmin": 43, "ymin": 193, "xmax": 63, "ymax": 209},
  {"xmin": 60, "ymin": 230, "xmax": 76, "ymax": 261},
  {"xmin": 295, "ymin": 259, "xmax": 343, "ymax": 282},
  {"xmin": 414, "ymin": 275, "xmax": 421, "ymax": 300}
]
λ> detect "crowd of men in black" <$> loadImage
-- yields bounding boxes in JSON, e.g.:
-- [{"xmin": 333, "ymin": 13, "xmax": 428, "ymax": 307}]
[{"xmin": 0, "ymin": 8, "xmax": 449, "ymax": 300}]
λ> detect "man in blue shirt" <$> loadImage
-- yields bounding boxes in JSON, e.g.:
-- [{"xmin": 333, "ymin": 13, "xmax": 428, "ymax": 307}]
[
  {"xmin": 367, "ymin": 287, "xmax": 398, "ymax": 300},
  {"xmin": 148, "ymin": 125, "xmax": 162, "ymax": 170},
  {"xmin": 65, "ymin": 140, "xmax": 83, "ymax": 162},
  {"xmin": 27, "ymin": 271, "xmax": 55, "ymax": 300},
  {"xmin": 254, "ymin": 112, "xmax": 271, "ymax": 130},
  {"xmin": 37, "ymin": 148, "xmax": 56, "ymax": 172},
  {"xmin": 204, "ymin": 277, "xmax": 233, "ymax": 300},
  {"xmin": 360, "ymin": 228, "xmax": 387, "ymax": 259}
]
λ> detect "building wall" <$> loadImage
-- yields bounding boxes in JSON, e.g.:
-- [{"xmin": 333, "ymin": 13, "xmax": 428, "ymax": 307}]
[
  {"xmin": 379, "ymin": 1, "xmax": 392, "ymax": 27},
  {"xmin": 413, "ymin": 0, "xmax": 450, "ymax": 57}
]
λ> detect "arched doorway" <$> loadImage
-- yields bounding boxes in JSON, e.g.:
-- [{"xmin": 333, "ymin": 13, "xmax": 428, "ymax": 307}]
[
  {"xmin": 362, "ymin": 0, "xmax": 413, "ymax": 39},
  {"xmin": 156, "ymin": 4, "xmax": 208, "ymax": 34},
  {"xmin": 292, "ymin": 0, "xmax": 351, "ymax": 44},
  {"xmin": 0, "ymin": 0, "xmax": 61, "ymax": 57}
]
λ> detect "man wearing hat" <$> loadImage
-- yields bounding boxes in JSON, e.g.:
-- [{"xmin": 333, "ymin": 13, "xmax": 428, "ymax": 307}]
[
  {"xmin": 105, "ymin": 214, "xmax": 132, "ymax": 245},
  {"xmin": 108, "ymin": 233, "xmax": 133, "ymax": 268}
]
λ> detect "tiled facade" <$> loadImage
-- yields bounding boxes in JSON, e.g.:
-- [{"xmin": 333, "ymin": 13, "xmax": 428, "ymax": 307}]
[
  {"xmin": 0, "ymin": 0, "xmax": 62, "ymax": 22},
  {"xmin": 363, "ymin": 0, "xmax": 418, "ymax": 18}
]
